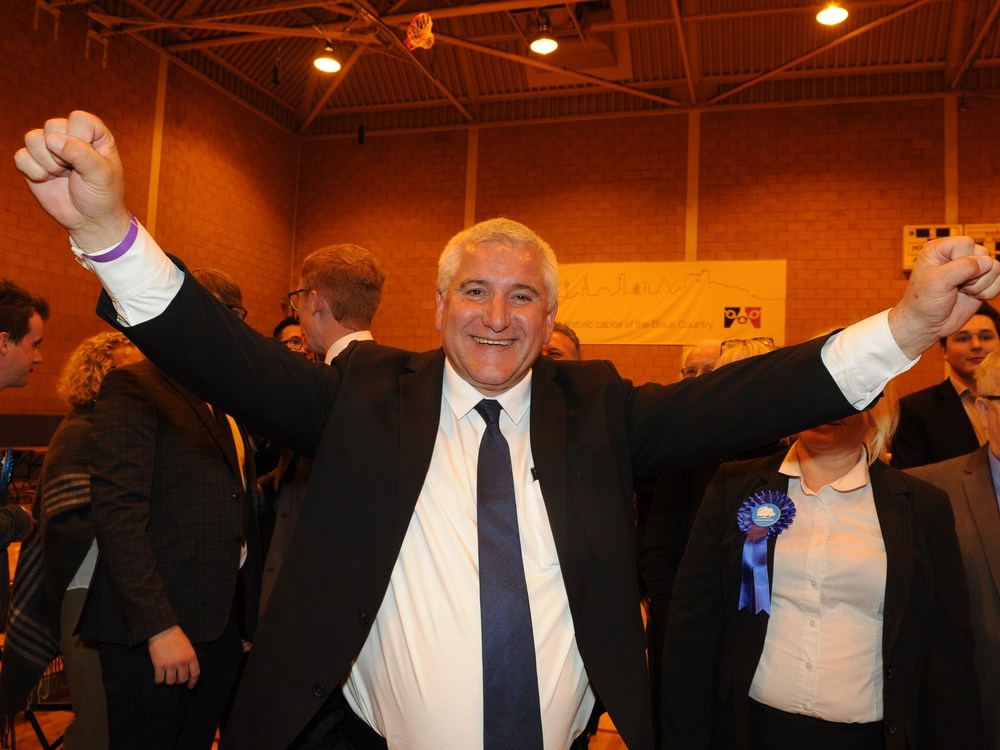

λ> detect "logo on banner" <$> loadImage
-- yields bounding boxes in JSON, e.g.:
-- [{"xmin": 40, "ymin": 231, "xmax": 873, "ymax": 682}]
[{"xmin": 723, "ymin": 307, "xmax": 762, "ymax": 329}]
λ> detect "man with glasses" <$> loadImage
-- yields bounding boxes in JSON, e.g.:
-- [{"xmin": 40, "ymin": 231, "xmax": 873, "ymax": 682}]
[
  {"xmin": 679, "ymin": 338, "xmax": 721, "ymax": 379},
  {"xmin": 273, "ymin": 317, "xmax": 311, "ymax": 359},
  {"xmin": 908, "ymin": 346, "xmax": 1000, "ymax": 748},
  {"xmin": 287, "ymin": 244, "xmax": 384, "ymax": 365},
  {"xmin": 260, "ymin": 245, "xmax": 385, "ymax": 748}
]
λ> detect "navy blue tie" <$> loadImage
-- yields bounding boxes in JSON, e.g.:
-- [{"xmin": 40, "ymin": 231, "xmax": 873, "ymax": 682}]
[{"xmin": 474, "ymin": 399, "xmax": 544, "ymax": 750}]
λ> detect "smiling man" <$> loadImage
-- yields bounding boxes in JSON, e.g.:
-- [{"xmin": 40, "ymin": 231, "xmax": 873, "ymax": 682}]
[
  {"xmin": 15, "ymin": 110, "xmax": 1000, "ymax": 750},
  {"xmin": 0, "ymin": 279, "xmax": 48, "ymax": 391},
  {"xmin": 892, "ymin": 302, "xmax": 1000, "ymax": 468}
]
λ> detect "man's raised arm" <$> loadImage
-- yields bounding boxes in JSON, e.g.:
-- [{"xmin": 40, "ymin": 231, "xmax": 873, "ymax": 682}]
[{"xmin": 16, "ymin": 111, "xmax": 181, "ymax": 325}]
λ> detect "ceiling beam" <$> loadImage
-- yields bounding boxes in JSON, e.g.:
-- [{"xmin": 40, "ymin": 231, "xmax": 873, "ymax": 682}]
[
  {"xmin": 300, "ymin": 45, "xmax": 367, "ymax": 132},
  {"xmin": 436, "ymin": 33, "xmax": 684, "ymax": 107},
  {"xmin": 950, "ymin": 0, "xmax": 1000, "ymax": 89},
  {"xmin": 709, "ymin": 0, "xmax": 937, "ymax": 105},
  {"xmin": 669, "ymin": 0, "xmax": 698, "ymax": 104},
  {"xmin": 349, "ymin": 0, "xmax": 475, "ymax": 121}
]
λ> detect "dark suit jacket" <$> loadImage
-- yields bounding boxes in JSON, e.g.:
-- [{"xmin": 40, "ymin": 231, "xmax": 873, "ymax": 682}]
[
  {"xmin": 661, "ymin": 454, "xmax": 982, "ymax": 750},
  {"xmin": 81, "ymin": 360, "xmax": 260, "ymax": 647},
  {"xmin": 99, "ymin": 268, "xmax": 869, "ymax": 750},
  {"xmin": 891, "ymin": 379, "xmax": 979, "ymax": 468},
  {"xmin": 909, "ymin": 447, "xmax": 1000, "ymax": 749}
]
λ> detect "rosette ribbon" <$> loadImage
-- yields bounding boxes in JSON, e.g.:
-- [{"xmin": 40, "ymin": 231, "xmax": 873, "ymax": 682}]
[{"xmin": 736, "ymin": 489, "xmax": 795, "ymax": 615}]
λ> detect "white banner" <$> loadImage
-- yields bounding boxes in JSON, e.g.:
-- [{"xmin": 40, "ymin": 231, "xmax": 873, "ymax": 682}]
[{"xmin": 557, "ymin": 260, "xmax": 787, "ymax": 345}]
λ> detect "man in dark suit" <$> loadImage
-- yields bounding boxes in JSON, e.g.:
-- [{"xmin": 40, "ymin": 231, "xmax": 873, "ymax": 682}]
[
  {"xmin": 16, "ymin": 111, "xmax": 1000, "ymax": 750},
  {"xmin": 81, "ymin": 269, "xmax": 261, "ymax": 750},
  {"xmin": 908, "ymin": 347, "xmax": 1000, "ymax": 749},
  {"xmin": 891, "ymin": 302, "xmax": 1000, "ymax": 468},
  {"xmin": 259, "ymin": 244, "xmax": 384, "ymax": 749}
]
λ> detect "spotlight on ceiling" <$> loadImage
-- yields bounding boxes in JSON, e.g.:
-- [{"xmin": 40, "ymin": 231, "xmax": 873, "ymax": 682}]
[
  {"xmin": 816, "ymin": 3, "xmax": 848, "ymax": 25},
  {"xmin": 313, "ymin": 44, "xmax": 342, "ymax": 73},
  {"xmin": 529, "ymin": 13, "xmax": 558, "ymax": 55}
]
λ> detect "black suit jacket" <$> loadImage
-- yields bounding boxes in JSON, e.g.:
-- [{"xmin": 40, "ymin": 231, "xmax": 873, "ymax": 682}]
[
  {"xmin": 891, "ymin": 379, "xmax": 979, "ymax": 468},
  {"xmin": 908, "ymin": 447, "xmax": 1000, "ymax": 749},
  {"xmin": 99, "ymin": 268, "xmax": 868, "ymax": 750},
  {"xmin": 81, "ymin": 360, "xmax": 260, "ymax": 647},
  {"xmin": 661, "ymin": 454, "xmax": 982, "ymax": 750}
]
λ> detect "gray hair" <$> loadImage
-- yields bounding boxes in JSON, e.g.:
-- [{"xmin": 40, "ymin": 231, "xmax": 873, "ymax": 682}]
[{"xmin": 437, "ymin": 218, "xmax": 559, "ymax": 309}]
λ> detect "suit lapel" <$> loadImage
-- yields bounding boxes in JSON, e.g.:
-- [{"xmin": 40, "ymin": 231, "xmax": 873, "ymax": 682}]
[
  {"xmin": 394, "ymin": 350, "xmax": 446, "ymax": 546},
  {"xmin": 935, "ymin": 380, "xmax": 977, "ymax": 444},
  {"xmin": 960, "ymin": 448, "xmax": 1000, "ymax": 598},
  {"xmin": 870, "ymin": 461, "xmax": 911, "ymax": 653},
  {"xmin": 162, "ymin": 370, "xmax": 243, "ymax": 476},
  {"xmin": 529, "ymin": 359, "xmax": 568, "ymax": 556}
]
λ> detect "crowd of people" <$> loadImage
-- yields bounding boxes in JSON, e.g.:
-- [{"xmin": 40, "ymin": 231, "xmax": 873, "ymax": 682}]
[{"xmin": 0, "ymin": 109, "xmax": 997, "ymax": 750}]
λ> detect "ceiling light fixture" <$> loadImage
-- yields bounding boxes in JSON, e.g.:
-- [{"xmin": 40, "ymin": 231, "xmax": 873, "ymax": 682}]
[
  {"xmin": 816, "ymin": 3, "xmax": 848, "ymax": 25},
  {"xmin": 313, "ymin": 44, "xmax": 341, "ymax": 73},
  {"xmin": 529, "ymin": 13, "xmax": 558, "ymax": 55}
]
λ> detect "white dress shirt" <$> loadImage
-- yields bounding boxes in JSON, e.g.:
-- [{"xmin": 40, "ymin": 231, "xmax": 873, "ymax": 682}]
[
  {"xmin": 749, "ymin": 444, "xmax": 887, "ymax": 723},
  {"xmin": 344, "ymin": 362, "xmax": 593, "ymax": 748}
]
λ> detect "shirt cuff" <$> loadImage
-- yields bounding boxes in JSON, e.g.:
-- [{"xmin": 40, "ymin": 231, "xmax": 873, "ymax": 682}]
[
  {"xmin": 71, "ymin": 220, "xmax": 183, "ymax": 326},
  {"xmin": 821, "ymin": 310, "xmax": 918, "ymax": 409}
]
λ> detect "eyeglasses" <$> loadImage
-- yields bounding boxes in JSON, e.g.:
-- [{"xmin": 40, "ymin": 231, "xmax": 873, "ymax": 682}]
[
  {"xmin": 680, "ymin": 364, "xmax": 714, "ymax": 379},
  {"xmin": 226, "ymin": 303, "xmax": 248, "ymax": 321},
  {"xmin": 720, "ymin": 336, "xmax": 774, "ymax": 353},
  {"xmin": 287, "ymin": 288, "xmax": 308, "ymax": 313},
  {"xmin": 281, "ymin": 336, "xmax": 305, "ymax": 352}
]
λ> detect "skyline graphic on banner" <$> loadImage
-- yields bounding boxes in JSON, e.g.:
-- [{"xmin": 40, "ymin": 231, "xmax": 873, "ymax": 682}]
[{"xmin": 557, "ymin": 261, "xmax": 787, "ymax": 346}]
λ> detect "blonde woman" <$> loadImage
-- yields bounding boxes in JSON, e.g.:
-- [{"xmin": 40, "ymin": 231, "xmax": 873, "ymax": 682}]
[{"xmin": 662, "ymin": 389, "xmax": 982, "ymax": 749}]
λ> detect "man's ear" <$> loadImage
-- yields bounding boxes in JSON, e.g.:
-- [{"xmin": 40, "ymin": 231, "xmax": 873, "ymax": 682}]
[
  {"xmin": 434, "ymin": 289, "xmax": 445, "ymax": 333},
  {"xmin": 0, "ymin": 332, "xmax": 9, "ymax": 354}
]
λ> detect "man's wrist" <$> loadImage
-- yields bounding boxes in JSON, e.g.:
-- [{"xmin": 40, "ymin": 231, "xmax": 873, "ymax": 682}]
[
  {"xmin": 68, "ymin": 210, "xmax": 132, "ymax": 254},
  {"xmin": 82, "ymin": 214, "xmax": 139, "ymax": 263}
]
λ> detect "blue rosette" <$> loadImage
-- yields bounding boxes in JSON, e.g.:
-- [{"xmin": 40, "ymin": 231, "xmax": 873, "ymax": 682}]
[{"xmin": 736, "ymin": 489, "xmax": 795, "ymax": 615}]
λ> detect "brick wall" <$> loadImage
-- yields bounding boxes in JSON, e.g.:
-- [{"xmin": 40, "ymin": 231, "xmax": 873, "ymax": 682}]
[
  {"xmin": 1, "ymin": 2, "xmax": 297, "ymax": 415},
  {"xmin": 155, "ymin": 68, "xmax": 299, "ymax": 335},
  {"xmin": 297, "ymin": 130, "xmax": 468, "ymax": 352},
  {"xmin": 4, "ymin": 0, "xmax": 1000, "ymax": 415}
]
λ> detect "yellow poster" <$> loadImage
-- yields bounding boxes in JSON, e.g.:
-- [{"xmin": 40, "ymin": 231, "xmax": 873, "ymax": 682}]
[{"xmin": 557, "ymin": 261, "xmax": 786, "ymax": 345}]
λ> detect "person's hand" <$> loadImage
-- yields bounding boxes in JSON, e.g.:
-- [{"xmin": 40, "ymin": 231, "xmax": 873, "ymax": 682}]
[
  {"xmin": 148, "ymin": 625, "xmax": 200, "ymax": 688},
  {"xmin": 889, "ymin": 236, "xmax": 1000, "ymax": 359},
  {"xmin": 14, "ymin": 111, "xmax": 130, "ymax": 251}
]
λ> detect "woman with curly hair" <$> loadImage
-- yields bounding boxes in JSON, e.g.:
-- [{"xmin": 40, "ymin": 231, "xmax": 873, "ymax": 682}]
[{"xmin": 1, "ymin": 331, "xmax": 141, "ymax": 748}]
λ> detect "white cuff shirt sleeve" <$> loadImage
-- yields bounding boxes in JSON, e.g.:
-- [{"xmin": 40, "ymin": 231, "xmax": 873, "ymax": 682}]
[
  {"xmin": 71, "ymin": 221, "xmax": 183, "ymax": 326},
  {"xmin": 820, "ymin": 310, "xmax": 918, "ymax": 409}
]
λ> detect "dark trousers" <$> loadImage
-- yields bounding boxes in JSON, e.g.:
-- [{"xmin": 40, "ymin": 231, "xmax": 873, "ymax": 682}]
[
  {"xmin": 99, "ymin": 612, "xmax": 244, "ymax": 750},
  {"xmin": 748, "ymin": 699, "xmax": 884, "ymax": 750}
]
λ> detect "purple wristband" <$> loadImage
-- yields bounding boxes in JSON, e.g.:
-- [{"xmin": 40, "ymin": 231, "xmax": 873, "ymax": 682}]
[{"xmin": 87, "ymin": 214, "xmax": 138, "ymax": 263}]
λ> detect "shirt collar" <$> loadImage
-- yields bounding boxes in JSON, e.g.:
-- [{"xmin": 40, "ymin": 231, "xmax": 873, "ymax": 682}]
[
  {"xmin": 324, "ymin": 330, "xmax": 374, "ymax": 364},
  {"xmin": 948, "ymin": 373, "xmax": 976, "ymax": 399},
  {"xmin": 442, "ymin": 358, "xmax": 532, "ymax": 425},
  {"xmin": 779, "ymin": 440, "xmax": 871, "ymax": 493}
]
